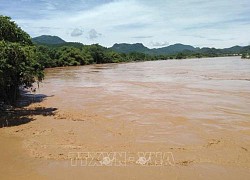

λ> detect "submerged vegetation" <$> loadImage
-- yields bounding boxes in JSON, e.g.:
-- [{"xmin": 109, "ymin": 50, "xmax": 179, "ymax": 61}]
[{"xmin": 241, "ymin": 53, "xmax": 250, "ymax": 59}]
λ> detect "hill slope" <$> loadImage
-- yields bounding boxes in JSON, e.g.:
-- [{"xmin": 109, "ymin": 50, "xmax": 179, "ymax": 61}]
[
  {"xmin": 111, "ymin": 43, "xmax": 151, "ymax": 54},
  {"xmin": 111, "ymin": 43, "xmax": 250, "ymax": 55},
  {"xmin": 111, "ymin": 43, "xmax": 198, "ymax": 55},
  {"xmin": 32, "ymin": 35, "xmax": 66, "ymax": 44},
  {"xmin": 153, "ymin": 43, "xmax": 197, "ymax": 54},
  {"xmin": 33, "ymin": 35, "xmax": 250, "ymax": 56}
]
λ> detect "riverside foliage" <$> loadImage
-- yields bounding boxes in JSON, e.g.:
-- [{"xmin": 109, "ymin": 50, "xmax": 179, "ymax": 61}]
[{"xmin": 0, "ymin": 16, "xmax": 44, "ymax": 104}]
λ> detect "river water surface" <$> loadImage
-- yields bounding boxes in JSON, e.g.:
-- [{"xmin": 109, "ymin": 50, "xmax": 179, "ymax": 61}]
[
  {"xmin": 1, "ymin": 56, "xmax": 250, "ymax": 179},
  {"xmin": 42, "ymin": 56, "xmax": 250, "ymax": 143}
]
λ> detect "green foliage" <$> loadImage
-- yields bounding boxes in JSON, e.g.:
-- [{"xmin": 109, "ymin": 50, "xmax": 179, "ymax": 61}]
[
  {"xmin": 110, "ymin": 43, "xmax": 250, "ymax": 58},
  {"xmin": 32, "ymin": 35, "xmax": 65, "ymax": 45},
  {"xmin": 38, "ymin": 41, "xmax": 243, "ymax": 69},
  {"xmin": 104, "ymin": 51, "xmax": 122, "ymax": 63},
  {"xmin": 36, "ymin": 44, "xmax": 123, "ymax": 67},
  {"xmin": 0, "ymin": 15, "xmax": 44, "ymax": 104},
  {"xmin": 111, "ymin": 43, "xmax": 151, "ymax": 54},
  {"xmin": 241, "ymin": 53, "xmax": 249, "ymax": 59},
  {"xmin": 36, "ymin": 46, "xmax": 56, "ymax": 68},
  {"xmin": 0, "ymin": 16, "xmax": 32, "ymax": 45},
  {"xmin": 153, "ymin": 44, "xmax": 196, "ymax": 55},
  {"xmin": 33, "ymin": 34, "xmax": 250, "ymax": 67},
  {"xmin": 241, "ymin": 45, "xmax": 250, "ymax": 55},
  {"xmin": 36, "ymin": 45, "xmax": 94, "ymax": 67},
  {"xmin": 175, "ymin": 53, "xmax": 186, "ymax": 59},
  {"xmin": 0, "ymin": 41, "xmax": 44, "ymax": 103},
  {"xmin": 55, "ymin": 47, "xmax": 82, "ymax": 66}
]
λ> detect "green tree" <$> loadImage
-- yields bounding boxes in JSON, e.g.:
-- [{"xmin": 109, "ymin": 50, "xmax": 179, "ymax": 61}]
[
  {"xmin": 241, "ymin": 53, "xmax": 247, "ymax": 59},
  {"xmin": 0, "ymin": 16, "xmax": 32, "ymax": 45},
  {"xmin": 176, "ymin": 53, "xmax": 186, "ymax": 59},
  {"xmin": 54, "ymin": 46, "xmax": 87, "ymax": 66},
  {"xmin": 86, "ymin": 44, "xmax": 106, "ymax": 64},
  {"xmin": 103, "ymin": 51, "xmax": 122, "ymax": 63},
  {"xmin": 0, "ymin": 15, "xmax": 44, "ymax": 104}
]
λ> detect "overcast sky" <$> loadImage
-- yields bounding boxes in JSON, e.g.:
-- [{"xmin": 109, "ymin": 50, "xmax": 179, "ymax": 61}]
[{"xmin": 1, "ymin": 0, "xmax": 250, "ymax": 48}]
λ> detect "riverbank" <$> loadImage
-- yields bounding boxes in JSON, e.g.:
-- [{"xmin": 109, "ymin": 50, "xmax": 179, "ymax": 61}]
[{"xmin": 1, "ymin": 103, "xmax": 250, "ymax": 179}]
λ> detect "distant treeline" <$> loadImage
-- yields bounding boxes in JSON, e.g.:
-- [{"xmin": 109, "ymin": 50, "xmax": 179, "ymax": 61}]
[
  {"xmin": 35, "ymin": 43, "xmax": 170, "ymax": 68},
  {"xmin": 34, "ymin": 42, "xmax": 249, "ymax": 69},
  {"xmin": 32, "ymin": 35, "xmax": 250, "ymax": 68},
  {"xmin": 110, "ymin": 42, "xmax": 250, "ymax": 57}
]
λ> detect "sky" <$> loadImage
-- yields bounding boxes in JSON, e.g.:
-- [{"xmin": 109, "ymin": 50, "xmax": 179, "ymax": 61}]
[{"xmin": 1, "ymin": 0, "xmax": 250, "ymax": 48}]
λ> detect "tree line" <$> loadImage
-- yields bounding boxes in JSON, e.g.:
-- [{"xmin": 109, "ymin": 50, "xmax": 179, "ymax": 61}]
[{"xmin": 35, "ymin": 44, "xmax": 216, "ymax": 69}]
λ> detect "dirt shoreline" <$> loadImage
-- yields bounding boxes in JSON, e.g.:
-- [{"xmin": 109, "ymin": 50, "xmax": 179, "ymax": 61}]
[{"xmin": 1, "ymin": 105, "xmax": 250, "ymax": 179}]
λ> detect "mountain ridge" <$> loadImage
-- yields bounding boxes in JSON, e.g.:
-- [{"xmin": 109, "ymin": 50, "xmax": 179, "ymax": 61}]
[
  {"xmin": 32, "ymin": 35, "xmax": 66, "ymax": 44},
  {"xmin": 32, "ymin": 35, "xmax": 249, "ymax": 55}
]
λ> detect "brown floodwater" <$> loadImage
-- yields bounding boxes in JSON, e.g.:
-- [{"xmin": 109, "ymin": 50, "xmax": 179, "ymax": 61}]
[
  {"xmin": 1, "ymin": 56, "xmax": 250, "ymax": 179},
  {"xmin": 40, "ymin": 56, "xmax": 250, "ymax": 143}
]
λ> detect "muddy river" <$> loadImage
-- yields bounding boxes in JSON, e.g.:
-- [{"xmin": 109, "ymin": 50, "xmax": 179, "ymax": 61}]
[{"xmin": 1, "ymin": 56, "xmax": 250, "ymax": 179}]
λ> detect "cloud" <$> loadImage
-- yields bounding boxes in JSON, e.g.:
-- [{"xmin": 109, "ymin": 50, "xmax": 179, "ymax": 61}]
[
  {"xmin": 71, "ymin": 28, "xmax": 84, "ymax": 37},
  {"xmin": 43, "ymin": 1, "xmax": 57, "ymax": 10},
  {"xmin": 131, "ymin": 36, "xmax": 153, "ymax": 39},
  {"xmin": 113, "ymin": 22, "xmax": 150, "ymax": 30},
  {"xmin": 3, "ymin": 0, "xmax": 250, "ymax": 48},
  {"xmin": 150, "ymin": 41, "xmax": 169, "ymax": 47},
  {"xmin": 88, "ymin": 29, "xmax": 101, "ymax": 39}
]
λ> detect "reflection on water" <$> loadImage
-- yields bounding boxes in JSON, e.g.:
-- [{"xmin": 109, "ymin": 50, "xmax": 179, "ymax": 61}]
[{"xmin": 40, "ymin": 57, "xmax": 250, "ymax": 143}]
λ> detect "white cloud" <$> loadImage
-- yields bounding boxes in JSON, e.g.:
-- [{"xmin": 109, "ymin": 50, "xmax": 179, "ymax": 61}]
[
  {"xmin": 150, "ymin": 41, "xmax": 169, "ymax": 47},
  {"xmin": 71, "ymin": 28, "xmax": 84, "ymax": 37},
  {"xmin": 8, "ymin": 0, "xmax": 250, "ymax": 48},
  {"xmin": 88, "ymin": 29, "xmax": 101, "ymax": 39}
]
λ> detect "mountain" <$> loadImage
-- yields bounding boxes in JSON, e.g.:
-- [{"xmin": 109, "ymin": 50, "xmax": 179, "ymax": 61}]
[
  {"xmin": 111, "ymin": 43, "xmax": 151, "ymax": 54},
  {"xmin": 110, "ymin": 43, "xmax": 250, "ymax": 56},
  {"xmin": 241, "ymin": 45, "xmax": 250, "ymax": 53},
  {"xmin": 110, "ymin": 43, "xmax": 198, "ymax": 55},
  {"xmin": 220, "ymin": 46, "xmax": 243, "ymax": 54},
  {"xmin": 32, "ymin": 35, "xmax": 66, "ymax": 45},
  {"xmin": 32, "ymin": 35, "xmax": 250, "ymax": 56},
  {"xmin": 153, "ymin": 43, "xmax": 197, "ymax": 54}
]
